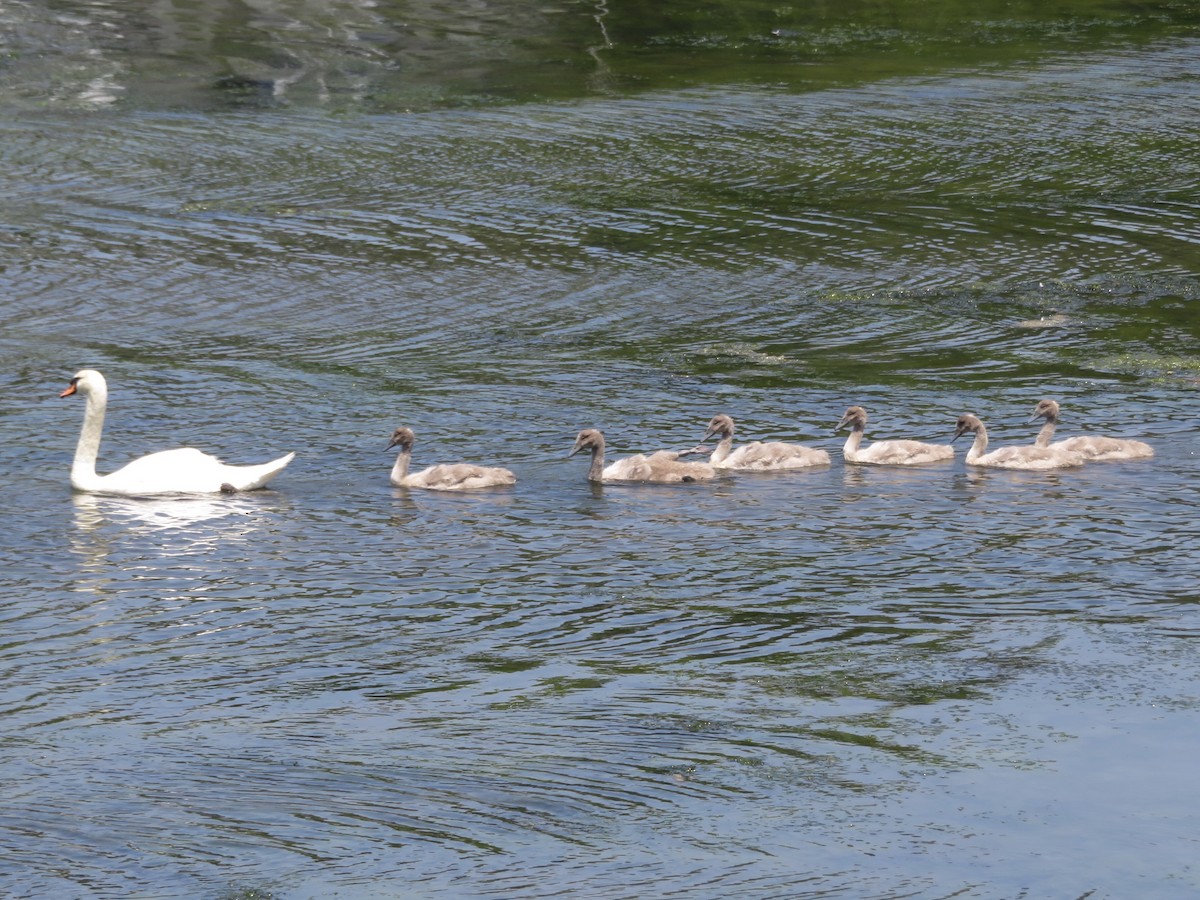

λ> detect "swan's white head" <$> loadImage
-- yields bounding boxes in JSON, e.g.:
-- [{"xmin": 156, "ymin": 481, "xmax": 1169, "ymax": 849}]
[
  {"xmin": 1029, "ymin": 399, "xmax": 1061, "ymax": 424},
  {"xmin": 953, "ymin": 414, "xmax": 983, "ymax": 441},
  {"xmin": 703, "ymin": 414, "xmax": 735, "ymax": 441},
  {"xmin": 836, "ymin": 405, "xmax": 868, "ymax": 432},
  {"xmin": 569, "ymin": 429, "xmax": 604, "ymax": 457},
  {"xmin": 387, "ymin": 427, "xmax": 416, "ymax": 451},
  {"xmin": 60, "ymin": 369, "xmax": 106, "ymax": 399}
]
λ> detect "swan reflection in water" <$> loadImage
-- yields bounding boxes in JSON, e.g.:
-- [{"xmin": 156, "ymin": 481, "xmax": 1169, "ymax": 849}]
[
  {"xmin": 66, "ymin": 493, "xmax": 293, "ymax": 630},
  {"xmin": 69, "ymin": 491, "xmax": 287, "ymax": 570}
]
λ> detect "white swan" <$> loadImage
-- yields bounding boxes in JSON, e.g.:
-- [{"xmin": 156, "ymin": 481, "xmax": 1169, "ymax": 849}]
[
  {"xmin": 952, "ymin": 413, "xmax": 1084, "ymax": 470},
  {"xmin": 569, "ymin": 429, "xmax": 715, "ymax": 483},
  {"xmin": 835, "ymin": 406, "xmax": 954, "ymax": 465},
  {"xmin": 387, "ymin": 427, "xmax": 516, "ymax": 491},
  {"xmin": 1029, "ymin": 399, "xmax": 1154, "ymax": 461},
  {"xmin": 701, "ymin": 414, "xmax": 829, "ymax": 470},
  {"xmin": 60, "ymin": 369, "xmax": 294, "ymax": 496}
]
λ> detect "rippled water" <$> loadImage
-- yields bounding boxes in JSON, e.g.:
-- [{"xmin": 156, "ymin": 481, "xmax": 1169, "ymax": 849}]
[{"xmin": 1, "ymin": 1, "xmax": 1199, "ymax": 897}]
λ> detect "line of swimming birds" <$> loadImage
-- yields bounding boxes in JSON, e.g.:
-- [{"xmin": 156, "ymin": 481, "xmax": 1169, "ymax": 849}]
[{"xmin": 60, "ymin": 368, "xmax": 1154, "ymax": 498}]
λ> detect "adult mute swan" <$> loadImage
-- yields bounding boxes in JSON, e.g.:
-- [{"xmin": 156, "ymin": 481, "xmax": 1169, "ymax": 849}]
[
  {"xmin": 701, "ymin": 414, "xmax": 829, "ymax": 470},
  {"xmin": 387, "ymin": 427, "xmax": 516, "ymax": 491},
  {"xmin": 569, "ymin": 429, "xmax": 715, "ymax": 483},
  {"xmin": 835, "ymin": 406, "xmax": 954, "ymax": 465},
  {"xmin": 952, "ymin": 413, "xmax": 1083, "ymax": 470},
  {"xmin": 1028, "ymin": 399, "xmax": 1154, "ymax": 461},
  {"xmin": 60, "ymin": 369, "xmax": 294, "ymax": 495}
]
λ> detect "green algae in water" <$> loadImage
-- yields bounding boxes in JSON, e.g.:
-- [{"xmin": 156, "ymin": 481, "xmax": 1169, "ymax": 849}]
[{"xmin": 1094, "ymin": 352, "xmax": 1200, "ymax": 384}]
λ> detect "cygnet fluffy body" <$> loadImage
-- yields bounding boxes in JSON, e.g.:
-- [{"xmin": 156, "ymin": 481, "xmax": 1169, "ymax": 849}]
[
  {"xmin": 570, "ymin": 429, "xmax": 716, "ymax": 483},
  {"xmin": 835, "ymin": 406, "xmax": 954, "ymax": 466},
  {"xmin": 953, "ymin": 414, "xmax": 1084, "ymax": 470},
  {"xmin": 388, "ymin": 427, "xmax": 516, "ymax": 490},
  {"xmin": 701, "ymin": 414, "xmax": 829, "ymax": 470},
  {"xmin": 1028, "ymin": 399, "xmax": 1153, "ymax": 461}
]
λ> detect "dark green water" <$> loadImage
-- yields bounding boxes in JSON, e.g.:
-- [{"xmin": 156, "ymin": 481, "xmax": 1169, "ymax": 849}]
[{"xmin": 1, "ymin": 1, "xmax": 1198, "ymax": 897}]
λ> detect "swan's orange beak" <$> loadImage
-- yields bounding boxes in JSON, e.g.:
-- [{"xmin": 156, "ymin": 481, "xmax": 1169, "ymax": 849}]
[{"xmin": 59, "ymin": 382, "xmax": 77, "ymax": 398}]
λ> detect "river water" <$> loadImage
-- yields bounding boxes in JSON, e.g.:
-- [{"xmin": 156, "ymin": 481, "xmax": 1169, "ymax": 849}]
[{"xmin": 1, "ymin": 1, "xmax": 1198, "ymax": 897}]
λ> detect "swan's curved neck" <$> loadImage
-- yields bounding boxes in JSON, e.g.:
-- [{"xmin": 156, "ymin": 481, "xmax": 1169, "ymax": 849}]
[
  {"xmin": 709, "ymin": 434, "xmax": 734, "ymax": 465},
  {"xmin": 390, "ymin": 447, "xmax": 411, "ymax": 484},
  {"xmin": 842, "ymin": 427, "xmax": 864, "ymax": 457},
  {"xmin": 966, "ymin": 425, "xmax": 989, "ymax": 462},
  {"xmin": 71, "ymin": 385, "xmax": 107, "ymax": 490},
  {"xmin": 585, "ymin": 442, "xmax": 605, "ymax": 482},
  {"xmin": 1034, "ymin": 419, "xmax": 1057, "ymax": 448}
]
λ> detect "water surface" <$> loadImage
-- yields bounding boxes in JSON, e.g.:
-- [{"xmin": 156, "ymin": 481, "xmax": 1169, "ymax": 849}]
[{"xmin": 1, "ymin": 1, "xmax": 1198, "ymax": 897}]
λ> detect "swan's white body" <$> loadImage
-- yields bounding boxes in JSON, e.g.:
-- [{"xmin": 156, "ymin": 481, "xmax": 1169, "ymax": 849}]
[
  {"xmin": 570, "ymin": 429, "xmax": 715, "ymax": 483},
  {"xmin": 953, "ymin": 413, "xmax": 1083, "ymax": 470},
  {"xmin": 836, "ymin": 406, "xmax": 954, "ymax": 466},
  {"xmin": 387, "ymin": 427, "xmax": 516, "ymax": 491},
  {"xmin": 702, "ymin": 414, "xmax": 829, "ymax": 470},
  {"xmin": 60, "ymin": 369, "xmax": 294, "ymax": 496},
  {"xmin": 1029, "ymin": 399, "xmax": 1154, "ymax": 461}
]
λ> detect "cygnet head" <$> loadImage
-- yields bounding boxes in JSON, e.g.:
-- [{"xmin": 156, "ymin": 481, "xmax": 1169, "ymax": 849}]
[
  {"xmin": 59, "ymin": 369, "xmax": 106, "ymax": 399},
  {"xmin": 569, "ymin": 428, "xmax": 604, "ymax": 457},
  {"xmin": 950, "ymin": 415, "xmax": 979, "ymax": 444},
  {"xmin": 836, "ymin": 405, "xmax": 868, "ymax": 432},
  {"xmin": 1029, "ymin": 399, "xmax": 1061, "ymax": 423},
  {"xmin": 387, "ymin": 427, "xmax": 416, "ymax": 451},
  {"xmin": 953, "ymin": 414, "xmax": 983, "ymax": 441},
  {"xmin": 703, "ymin": 414, "xmax": 735, "ymax": 441}
]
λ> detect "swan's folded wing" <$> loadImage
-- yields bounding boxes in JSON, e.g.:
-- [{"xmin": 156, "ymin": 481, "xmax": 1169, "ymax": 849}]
[
  {"xmin": 980, "ymin": 446, "xmax": 1083, "ymax": 469},
  {"xmin": 726, "ymin": 440, "xmax": 829, "ymax": 470},
  {"xmin": 603, "ymin": 454, "xmax": 653, "ymax": 481},
  {"xmin": 101, "ymin": 448, "xmax": 294, "ymax": 493},
  {"xmin": 1054, "ymin": 436, "xmax": 1153, "ymax": 460},
  {"xmin": 100, "ymin": 447, "xmax": 224, "ymax": 494},
  {"xmin": 858, "ymin": 439, "xmax": 954, "ymax": 465},
  {"xmin": 644, "ymin": 455, "xmax": 716, "ymax": 482},
  {"xmin": 409, "ymin": 463, "xmax": 516, "ymax": 490}
]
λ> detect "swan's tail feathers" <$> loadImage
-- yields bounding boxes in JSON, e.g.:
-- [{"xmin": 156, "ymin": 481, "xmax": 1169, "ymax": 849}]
[{"xmin": 230, "ymin": 452, "xmax": 295, "ymax": 491}]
